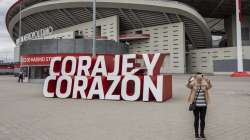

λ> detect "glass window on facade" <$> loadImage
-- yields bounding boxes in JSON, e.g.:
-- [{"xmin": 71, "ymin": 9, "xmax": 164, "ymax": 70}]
[
  {"xmin": 29, "ymin": 66, "xmax": 49, "ymax": 79},
  {"xmin": 242, "ymin": 27, "xmax": 250, "ymax": 41},
  {"xmin": 96, "ymin": 26, "xmax": 101, "ymax": 36}
]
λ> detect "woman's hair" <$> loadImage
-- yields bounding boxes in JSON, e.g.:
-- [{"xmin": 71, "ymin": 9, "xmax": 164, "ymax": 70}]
[{"xmin": 196, "ymin": 72, "xmax": 204, "ymax": 77}]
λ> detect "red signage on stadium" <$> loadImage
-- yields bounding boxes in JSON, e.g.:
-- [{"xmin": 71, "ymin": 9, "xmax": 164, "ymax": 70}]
[
  {"xmin": 43, "ymin": 54, "xmax": 172, "ymax": 102},
  {"xmin": 20, "ymin": 54, "xmax": 89, "ymax": 66},
  {"xmin": 21, "ymin": 54, "xmax": 56, "ymax": 66}
]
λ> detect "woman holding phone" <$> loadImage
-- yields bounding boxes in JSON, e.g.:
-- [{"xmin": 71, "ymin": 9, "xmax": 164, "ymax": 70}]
[{"xmin": 187, "ymin": 73, "xmax": 212, "ymax": 139}]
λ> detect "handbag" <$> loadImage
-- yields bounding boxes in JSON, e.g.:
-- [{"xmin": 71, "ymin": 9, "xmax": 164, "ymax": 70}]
[{"xmin": 189, "ymin": 86, "xmax": 201, "ymax": 111}]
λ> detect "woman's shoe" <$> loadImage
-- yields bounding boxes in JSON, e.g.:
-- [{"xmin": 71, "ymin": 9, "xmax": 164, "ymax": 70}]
[
  {"xmin": 200, "ymin": 133, "xmax": 206, "ymax": 138},
  {"xmin": 195, "ymin": 133, "xmax": 200, "ymax": 139}
]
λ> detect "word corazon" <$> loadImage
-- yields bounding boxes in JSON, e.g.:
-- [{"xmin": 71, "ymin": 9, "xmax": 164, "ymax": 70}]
[{"xmin": 43, "ymin": 53, "xmax": 172, "ymax": 102}]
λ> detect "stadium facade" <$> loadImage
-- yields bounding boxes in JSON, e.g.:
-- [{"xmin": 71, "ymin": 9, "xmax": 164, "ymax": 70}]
[{"xmin": 6, "ymin": 0, "xmax": 250, "ymax": 79}]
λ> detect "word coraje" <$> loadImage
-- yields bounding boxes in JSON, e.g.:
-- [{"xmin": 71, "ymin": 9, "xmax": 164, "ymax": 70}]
[{"xmin": 43, "ymin": 53, "xmax": 172, "ymax": 102}]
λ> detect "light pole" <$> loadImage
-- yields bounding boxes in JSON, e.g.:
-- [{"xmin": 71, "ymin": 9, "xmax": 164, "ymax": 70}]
[
  {"xmin": 231, "ymin": 0, "xmax": 249, "ymax": 76},
  {"xmin": 235, "ymin": 0, "xmax": 243, "ymax": 72},
  {"xmin": 18, "ymin": 0, "xmax": 22, "ymax": 45},
  {"xmin": 18, "ymin": 0, "xmax": 30, "ymax": 81},
  {"xmin": 92, "ymin": 0, "xmax": 96, "ymax": 57}
]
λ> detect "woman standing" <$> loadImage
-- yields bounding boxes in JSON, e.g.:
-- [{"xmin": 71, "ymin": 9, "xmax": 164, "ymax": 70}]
[{"xmin": 187, "ymin": 73, "xmax": 211, "ymax": 139}]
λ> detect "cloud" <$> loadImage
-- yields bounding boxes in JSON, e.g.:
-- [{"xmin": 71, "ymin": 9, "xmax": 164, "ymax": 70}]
[{"xmin": 0, "ymin": 0, "xmax": 16, "ymax": 61}]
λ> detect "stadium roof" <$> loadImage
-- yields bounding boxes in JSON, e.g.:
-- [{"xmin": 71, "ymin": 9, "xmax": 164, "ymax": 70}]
[
  {"xmin": 6, "ymin": 0, "xmax": 249, "ymax": 48},
  {"xmin": 6, "ymin": 0, "xmax": 250, "ymax": 24}
]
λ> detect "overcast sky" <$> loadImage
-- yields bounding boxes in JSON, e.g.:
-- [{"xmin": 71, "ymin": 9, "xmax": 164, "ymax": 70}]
[{"xmin": 0, "ymin": 0, "xmax": 16, "ymax": 61}]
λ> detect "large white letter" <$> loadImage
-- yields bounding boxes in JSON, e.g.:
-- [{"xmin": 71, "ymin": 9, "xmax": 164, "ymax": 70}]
[
  {"xmin": 143, "ymin": 76, "xmax": 163, "ymax": 102},
  {"xmin": 122, "ymin": 54, "xmax": 139, "ymax": 75},
  {"xmin": 43, "ymin": 75, "xmax": 56, "ymax": 98},
  {"xmin": 91, "ymin": 56, "xmax": 107, "ymax": 76},
  {"xmin": 108, "ymin": 55, "xmax": 120, "ymax": 75},
  {"xmin": 143, "ymin": 53, "xmax": 160, "ymax": 75},
  {"xmin": 49, "ymin": 57, "xmax": 61, "ymax": 76},
  {"xmin": 61, "ymin": 56, "xmax": 77, "ymax": 76},
  {"xmin": 72, "ymin": 76, "xmax": 88, "ymax": 99},
  {"xmin": 121, "ymin": 75, "xmax": 141, "ymax": 101},
  {"xmin": 56, "ymin": 76, "xmax": 72, "ymax": 98},
  {"xmin": 87, "ymin": 77, "xmax": 105, "ymax": 99},
  {"xmin": 77, "ymin": 56, "xmax": 91, "ymax": 76},
  {"xmin": 105, "ymin": 76, "xmax": 121, "ymax": 100}
]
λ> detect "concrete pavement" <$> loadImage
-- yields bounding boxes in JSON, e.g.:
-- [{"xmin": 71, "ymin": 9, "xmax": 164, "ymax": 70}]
[{"xmin": 0, "ymin": 75, "xmax": 249, "ymax": 140}]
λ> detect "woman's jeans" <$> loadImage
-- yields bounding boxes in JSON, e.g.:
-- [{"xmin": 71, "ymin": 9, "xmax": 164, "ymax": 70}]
[{"xmin": 193, "ymin": 106, "xmax": 207, "ymax": 134}]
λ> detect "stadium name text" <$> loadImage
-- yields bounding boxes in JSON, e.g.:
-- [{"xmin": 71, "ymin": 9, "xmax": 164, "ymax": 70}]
[
  {"xmin": 43, "ymin": 54, "xmax": 172, "ymax": 102},
  {"xmin": 16, "ymin": 26, "xmax": 53, "ymax": 45}
]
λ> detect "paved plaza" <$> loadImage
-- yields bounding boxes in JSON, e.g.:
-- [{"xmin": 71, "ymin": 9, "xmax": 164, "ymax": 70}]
[{"xmin": 0, "ymin": 75, "xmax": 249, "ymax": 140}]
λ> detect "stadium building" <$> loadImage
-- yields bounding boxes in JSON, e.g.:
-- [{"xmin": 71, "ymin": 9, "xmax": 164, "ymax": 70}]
[{"xmin": 6, "ymin": 0, "xmax": 250, "ymax": 79}]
